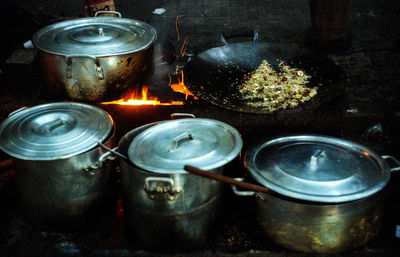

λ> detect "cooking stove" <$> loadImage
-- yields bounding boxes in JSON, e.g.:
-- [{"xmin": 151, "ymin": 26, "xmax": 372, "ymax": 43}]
[{"xmin": 1, "ymin": 0, "xmax": 400, "ymax": 256}]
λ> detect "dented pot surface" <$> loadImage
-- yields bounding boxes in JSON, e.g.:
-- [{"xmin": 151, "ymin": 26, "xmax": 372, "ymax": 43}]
[
  {"xmin": 236, "ymin": 134, "xmax": 400, "ymax": 253},
  {"xmin": 253, "ymin": 190, "xmax": 384, "ymax": 253},
  {"xmin": 118, "ymin": 118, "xmax": 242, "ymax": 249},
  {"xmin": 32, "ymin": 14, "xmax": 157, "ymax": 101},
  {"xmin": 119, "ymin": 118, "xmax": 242, "ymax": 211},
  {"xmin": 0, "ymin": 102, "xmax": 116, "ymax": 224},
  {"xmin": 118, "ymin": 121, "xmax": 225, "ymax": 212}
]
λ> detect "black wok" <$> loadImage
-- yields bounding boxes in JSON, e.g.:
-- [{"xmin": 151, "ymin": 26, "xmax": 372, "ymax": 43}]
[{"xmin": 183, "ymin": 42, "xmax": 344, "ymax": 114}]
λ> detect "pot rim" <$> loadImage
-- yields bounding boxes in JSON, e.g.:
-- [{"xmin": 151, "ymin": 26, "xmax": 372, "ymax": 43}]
[
  {"xmin": 118, "ymin": 121, "xmax": 160, "ymax": 168},
  {"xmin": 254, "ymin": 184, "xmax": 386, "ymax": 209},
  {"xmin": 127, "ymin": 118, "xmax": 243, "ymax": 174},
  {"xmin": 244, "ymin": 134, "xmax": 392, "ymax": 203},
  {"xmin": 0, "ymin": 102, "xmax": 114, "ymax": 160},
  {"xmin": 32, "ymin": 16, "xmax": 157, "ymax": 57}
]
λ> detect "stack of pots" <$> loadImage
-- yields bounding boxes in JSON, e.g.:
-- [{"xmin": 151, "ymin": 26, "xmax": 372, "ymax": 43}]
[
  {"xmin": 118, "ymin": 116, "xmax": 243, "ymax": 250},
  {"xmin": 0, "ymin": 102, "xmax": 116, "ymax": 225}
]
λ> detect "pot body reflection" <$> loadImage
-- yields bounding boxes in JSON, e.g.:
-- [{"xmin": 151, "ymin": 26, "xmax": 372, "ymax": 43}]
[
  {"xmin": 38, "ymin": 46, "xmax": 154, "ymax": 102},
  {"xmin": 254, "ymin": 191, "xmax": 383, "ymax": 253},
  {"xmin": 118, "ymin": 124, "xmax": 223, "ymax": 250},
  {"xmin": 13, "ymin": 127, "xmax": 116, "ymax": 226}
]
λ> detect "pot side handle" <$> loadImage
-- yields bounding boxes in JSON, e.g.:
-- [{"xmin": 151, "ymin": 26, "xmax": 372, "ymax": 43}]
[
  {"xmin": 231, "ymin": 178, "xmax": 256, "ymax": 197},
  {"xmin": 219, "ymin": 30, "xmax": 259, "ymax": 46},
  {"xmin": 82, "ymin": 149, "xmax": 116, "ymax": 176},
  {"xmin": 382, "ymin": 155, "xmax": 400, "ymax": 172},
  {"xmin": 144, "ymin": 177, "xmax": 182, "ymax": 201},
  {"xmin": 64, "ymin": 55, "xmax": 104, "ymax": 80},
  {"xmin": 98, "ymin": 141, "xmax": 127, "ymax": 160}
]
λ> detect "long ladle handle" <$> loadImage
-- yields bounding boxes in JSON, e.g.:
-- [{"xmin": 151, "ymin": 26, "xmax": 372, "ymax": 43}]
[{"xmin": 184, "ymin": 165, "xmax": 269, "ymax": 193}]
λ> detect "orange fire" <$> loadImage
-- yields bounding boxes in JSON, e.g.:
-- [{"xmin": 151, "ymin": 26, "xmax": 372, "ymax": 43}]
[
  {"xmin": 169, "ymin": 70, "xmax": 198, "ymax": 100},
  {"xmin": 101, "ymin": 86, "xmax": 184, "ymax": 106},
  {"xmin": 168, "ymin": 15, "xmax": 197, "ymax": 100},
  {"xmin": 101, "ymin": 15, "xmax": 198, "ymax": 106}
]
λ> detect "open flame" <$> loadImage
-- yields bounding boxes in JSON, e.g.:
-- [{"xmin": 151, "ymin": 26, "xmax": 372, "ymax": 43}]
[
  {"xmin": 168, "ymin": 15, "xmax": 197, "ymax": 100},
  {"xmin": 169, "ymin": 70, "xmax": 198, "ymax": 100},
  {"xmin": 101, "ymin": 86, "xmax": 184, "ymax": 106},
  {"xmin": 100, "ymin": 15, "xmax": 197, "ymax": 106}
]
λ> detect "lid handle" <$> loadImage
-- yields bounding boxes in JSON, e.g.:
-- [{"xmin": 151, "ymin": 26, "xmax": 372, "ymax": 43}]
[
  {"xmin": 170, "ymin": 113, "xmax": 196, "ymax": 119},
  {"xmin": 310, "ymin": 149, "xmax": 326, "ymax": 170},
  {"xmin": 168, "ymin": 132, "xmax": 194, "ymax": 152},
  {"xmin": 37, "ymin": 119, "xmax": 66, "ymax": 135},
  {"xmin": 94, "ymin": 11, "xmax": 122, "ymax": 17}
]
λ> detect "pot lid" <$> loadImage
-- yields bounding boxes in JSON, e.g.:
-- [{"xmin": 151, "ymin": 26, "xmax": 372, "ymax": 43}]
[
  {"xmin": 0, "ymin": 102, "xmax": 113, "ymax": 160},
  {"xmin": 128, "ymin": 118, "xmax": 243, "ymax": 174},
  {"xmin": 244, "ymin": 135, "xmax": 390, "ymax": 203},
  {"xmin": 32, "ymin": 16, "xmax": 157, "ymax": 56}
]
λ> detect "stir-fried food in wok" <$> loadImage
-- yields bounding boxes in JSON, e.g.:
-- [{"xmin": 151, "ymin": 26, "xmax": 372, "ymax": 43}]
[{"xmin": 239, "ymin": 60, "xmax": 318, "ymax": 112}]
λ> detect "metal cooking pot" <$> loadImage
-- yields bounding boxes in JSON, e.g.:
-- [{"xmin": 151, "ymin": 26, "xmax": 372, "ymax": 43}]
[
  {"xmin": 118, "ymin": 116, "xmax": 243, "ymax": 250},
  {"xmin": 32, "ymin": 11, "xmax": 157, "ymax": 101},
  {"xmin": 233, "ymin": 135, "xmax": 400, "ymax": 253},
  {"xmin": 0, "ymin": 102, "xmax": 116, "ymax": 225}
]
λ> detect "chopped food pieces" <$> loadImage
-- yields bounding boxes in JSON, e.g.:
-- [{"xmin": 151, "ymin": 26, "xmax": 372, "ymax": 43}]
[{"xmin": 239, "ymin": 60, "xmax": 318, "ymax": 112}]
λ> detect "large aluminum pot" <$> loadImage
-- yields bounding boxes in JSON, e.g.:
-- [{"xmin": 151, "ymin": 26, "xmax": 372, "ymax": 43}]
[
  {"xmin": 233, "ymin": 135, "xmax": 400, "ymax": 253},
  {"xmin": 0, "ymin": 102, "xmax": 116, "ymax": 226},
  {"xmin": 118, "ymin": 116, "xmax": 243, "ymax": 250},
  {"xmin": 32, "ymin": 11, "xmax": 157, "ymax": 101}
]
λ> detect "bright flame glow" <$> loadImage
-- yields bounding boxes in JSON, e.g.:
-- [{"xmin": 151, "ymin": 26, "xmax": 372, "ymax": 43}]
[
  {"xmin": 167, "ymin": 15, "xmax": 198, "ymax": 100},
  {"xmin": 101, "ymin": 16, "xmax": 198, "ymax": 106},
  {"xmin": 101, "ymin": 86, "xmax": 184, "ymax": 106},
  {"xmin": 169, "ymin": 70, "xmax": 198, "ymax": 100}
]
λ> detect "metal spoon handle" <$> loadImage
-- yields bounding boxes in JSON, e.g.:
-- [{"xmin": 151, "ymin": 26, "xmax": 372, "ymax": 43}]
[{"xmin": 184, "ymin": 165, "xmax": 269, "ymax": 193}]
